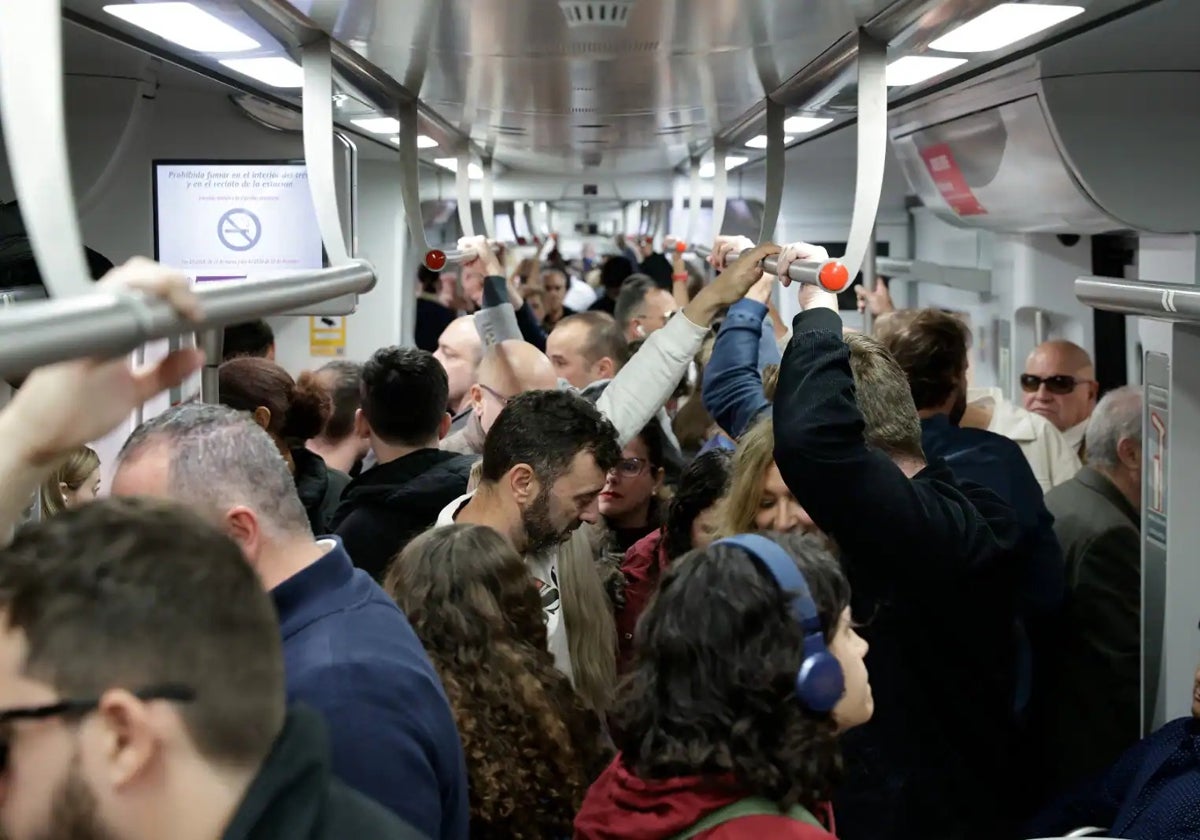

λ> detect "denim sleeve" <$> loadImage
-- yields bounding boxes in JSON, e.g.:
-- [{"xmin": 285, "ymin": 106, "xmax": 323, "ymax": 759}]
[{"xmin": 702, "ymin": 298, "xmax": 771, "ymax": 438}]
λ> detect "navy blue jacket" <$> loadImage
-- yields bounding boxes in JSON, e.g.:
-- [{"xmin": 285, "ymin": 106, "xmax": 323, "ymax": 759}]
[
  {"xmin": 272, "ymin": 539, "xmax": 469, "ymax": 840},
  {"xmin": 1028, "ymin": 717, "xmax": 1200, "ymax": 840}
]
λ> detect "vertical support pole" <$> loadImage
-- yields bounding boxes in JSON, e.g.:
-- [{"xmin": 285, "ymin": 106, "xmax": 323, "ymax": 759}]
[
  {"xmin": 862, "ymin": 224, "xmax": 878, "ymax": 334},
  {"xmin": 685, "ymin": 155, "xmax": 702, "ymax": 249},
  {"xmin": 455, "ymin": 148, "xmax": 475, "ymax": 238},
  {"xmin": 481, "ymin": 154, "xmax": 497, "ymax": 241},
  {"xmin": 0, "ymin": 0, "xmax": 93, "ymax": 297},
  {"xmin": 334, "ymin": 131, "xmax": 359, "ymax": 256},
  {"xmin": 1033, "ymin": 309, "xmax": 1049, "ymax": 347},
  {"xmin": 199, "ymin": 330, "xmax": 223, "ymax": 405},
  {"xmin": 758, "ymin": 99, "xmax": 785, "ymax": 243},
  {"xmin": 711, "ymin": 143, "xmax": 730, "ymax": 240}
]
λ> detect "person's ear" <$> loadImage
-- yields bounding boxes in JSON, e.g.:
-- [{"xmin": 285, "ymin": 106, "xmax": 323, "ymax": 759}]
[
  {"xmin": 58, "ymin": 481, "xmax": 71, "ymax": 503},
  {"xmin": 252, "ymin": 406, "xmax": 271, "ymax": 431},
  {"xmin": 354, "ymin": 408, "xmax": 370, "ymax": 439},
  {"xmin": 438, "ymin": 412, "xmax": 452, "ymax": 441},
  {"xmin": 595, "ymin": 357, "xmax": 615, "ymax": 380},
  {"xmin": 223, "ymin": 506, "xmax": 263, "ymax": 568},
  {"xmin": 1117, "ymin": 435, "xmax": 1142, "ymax": 471},
  {"xmin": 93, "ymin": 689, "xmax": 161, "ymax": 790},
  {"xmin": 507, "ymin": 464, "xmax": 538, "ymax": 504},
  {"xmin": 470, "ymin": 384, "xmax": 485, "ymax": 418},
  {"xmin": 652, "ymin": 466, "xmax": 665, "ymax": 493}
]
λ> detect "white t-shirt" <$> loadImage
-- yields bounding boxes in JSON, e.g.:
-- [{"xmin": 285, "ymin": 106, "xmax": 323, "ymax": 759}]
[{"xmin": 968, "ymin": 388, "xmax": 1081, "ymax": 492}]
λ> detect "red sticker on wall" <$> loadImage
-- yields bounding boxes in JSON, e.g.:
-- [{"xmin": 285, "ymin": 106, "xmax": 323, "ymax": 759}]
[{"xmin": 919, "ymin": 143, "xmax": 987, "ymax": 216}]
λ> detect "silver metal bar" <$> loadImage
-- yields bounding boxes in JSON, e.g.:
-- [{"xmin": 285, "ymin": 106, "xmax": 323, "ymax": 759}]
[
  {"xmin": 397, "ymin": 100, "xmax": 434, "ymax": 266},
  {"xmin": 78, "ymin": 56, "xmax": 159, "ymax": 215},
  {"xmin": 839, "ymin": 30, "xmax": 888, "ymax": 282},
  {"xmin": 199, "ymin": 330, "xmax": 223, "ymax": 404},
  {"xmin": 302, "ymin": 37, "xmax": 351, "ymax": 267},
  {"xmin": 711, "ymin": 145, "xmax": 730, "ymax": 239},
  {"xmin": 862, "ymin": 227, "xmax": 878, "ymax": 334},
  {"xmin": 424, "ymin": 248, "xmax": 470, "ymax": 271},
  {"xmin": 758, "ymin": 99, "xmax": 785, "ymax": 243},
  {"xmin": 1075, "ymin": 276, "xmax": 1200, "ymax": 322},
  {"xmin": 333, "ymin": 131, "xmax": 359, "ymax": 256},
  {"xmin": 697, "ymin": 243, "xmax": 850, "ymax": 294},
  {"xmin": 685, "ymin": 156, "xmax": 702, "ymax": 251},
  {"xmin": 1033, "ymin": 309, "xmax": 1049, "ymax": 347},
  {"xmin": 0, "ymin": 264, "xmax": 375, "ymax": 379},
  {"xmin": 481, "ymin": 155, "xmax": 497, "ymax": 241},
  {"xmin": 456, "ymin": 148, "xmax": 475, "ymax": 238},
  {"xmin": 0, "ymin": 0, "xmax": 92, "ymax": 297},
  {"xmin": 877, "ymin": 257, "xmax": 992, "ymax": 294}
]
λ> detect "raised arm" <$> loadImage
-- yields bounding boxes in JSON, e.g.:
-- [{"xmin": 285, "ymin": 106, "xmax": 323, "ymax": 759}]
[
  {"xmin": 0, "ymin": 259, "xmax": 204, "ymax": 542},
  {"xmin": 702, "ymin": 296, "xmax": 772, "ymax": 438}
]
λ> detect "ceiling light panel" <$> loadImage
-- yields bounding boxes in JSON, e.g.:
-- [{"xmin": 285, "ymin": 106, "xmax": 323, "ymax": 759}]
[
  {"xmin": 219, "ymin": 57, "xmax": 304, "ymax": 89},
  {"xmin": 930, "ymin": 3, "xmax": 1085, "ymax": 53},
  {"xmin": 885, "ymin": 56, "xmax": 967, "ymax": 87},
  {"xmin": 434, "ymin": 159, "xmax": 483, "ymax": 179},
  {"xmin": 783, "ymin": 116, "xmax": 834, "ymax": 134},
  {"xmin": 389, "ymin": 135, "xmax": 439, "ymax": 148},
  {"xmin": 103, "ymin": 2, "xmax": 260, "ymax": 53},
  {"xmin": 745, "ymin": 134, "xmax": 795, "ymax": 149},
  {"xmin": 699, "ymin": 156, "xmax": 748, "ymax": 178},
  {"xmin": 351, "ymin": 117, "xmax": 401, "ymax": 134}
]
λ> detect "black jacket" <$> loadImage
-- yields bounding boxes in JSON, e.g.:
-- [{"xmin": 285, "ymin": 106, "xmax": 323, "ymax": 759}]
[
  {"xmin": 292, "ymin": 448, "xmax": 351, "ymax": 536},
  {"xmin": 223, "ymin": 705, "xmax": 428, "ymax": 840},
  {"xmin": 773, "ymin": 308, "xmax": 1022, "ymax": 840},
  {"xmin": 1042, "ymin": 466, "xmax": 1142, "ymax": 793},
  {"xmin": 331, "ymin": 449, "xmax": 476, "ymax": 581}
]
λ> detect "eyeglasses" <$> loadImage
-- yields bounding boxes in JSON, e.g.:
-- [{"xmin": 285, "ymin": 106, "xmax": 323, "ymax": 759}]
[
  {"xmin": 478, "ymin": 383, "xmax": 513, "ymax": 407},
  {"xmin": 0, "ymin": 684, "xmax": 195, "ymax": 771},
  {"xmin": 609, "ymin": 457, "xmax": 651, "ymax": 478},
  {"xmin": 1020, "ymin": 373, "xmax": 1088, "ymax": 395}
]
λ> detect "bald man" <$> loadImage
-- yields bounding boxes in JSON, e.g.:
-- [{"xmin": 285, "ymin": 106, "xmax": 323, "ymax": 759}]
[
  {"xmin": 440, "ymin": 340, "xmax": 560, "ymax": 456},
  {"xmin": 1021, "ymin": 341, "xmax": 1099, "ymax": 457},
  {"xmin": 433, "ymin": 315, "xmax": 484, "ymax": 417}
]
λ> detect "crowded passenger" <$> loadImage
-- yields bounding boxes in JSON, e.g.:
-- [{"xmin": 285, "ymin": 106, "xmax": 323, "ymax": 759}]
[
  {"xmin": 1027, "ymin": 661, "xmax": 1200, "ymax": 840},
  {"xmin": 575, "ymin": 532, "xmax": 872, "ymax": 837},
  {"xmin": 218, "ymin": 356, "xmax": 349, "ymax": 535},
  {"xmin": 764, "ymin": 238, "xmax": 1022, "ymax": 840},
  {"xmin": 617, "ymin": 448, "xmax": 732, "ymax": 673},
  {"xmin": 546, "ymin": 311, "xmax": 628, "ymax": 389},
  {"xmin": 433, "ymin": 313, "xmax": 484, "ymax": 418},
  {"xmin": 306, "ymin": 360, "xmax": 370, "ymax": 476},
  {"xmin": 721, "ymin": 417, "xmax": 817, "ymax": 536},
  {"xmin": 222, "ymin": 318, "xmax": 276, "ymax": 361},
  {"xmin": 588, "ymin": 255, "xmax": 635, "ymax": 315},
  {"xmin": 614, "ymin": 274, "xmax": 676, "ymax": 342},
  {"xmin": 1022, "ymin": 340, "xmax": 1100, "ymax": 459},
  {"xmin": 0, "ymin": 497, "xmax": 426, "ymax": 840},
  {"xmin": 1042, "ymin": 385, "xmax": 1145, "ymax": 793},
  {"xmin": 111, "ymin": 404, "xmax": 469, "ymax": 839},
  {"xmin": 38, "ymin": 444, "xmax": 101, "ymax": 518},
  {"xmin": 597, "ymin": 421, "xmax": 668, "ymax": 553},
  {"xmin": 416, "ymin": 265, "xmax": 457, "ymax": 353},
  {"xmin": 540, "ymin": 267, "xmax": 575, "ymax": 331},
  {"xmin": 386, "ymin": 524, "xmax": 608, "ymax": 838},
  {"xmin": 331, "ymin": 347, "xmax": 477, "ymax": 581}
]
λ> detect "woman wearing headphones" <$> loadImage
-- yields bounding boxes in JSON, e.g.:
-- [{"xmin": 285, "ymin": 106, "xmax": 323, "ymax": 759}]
[{"xmin": 574, "ymin": 532, "xmax": 872, "ymax": 839}]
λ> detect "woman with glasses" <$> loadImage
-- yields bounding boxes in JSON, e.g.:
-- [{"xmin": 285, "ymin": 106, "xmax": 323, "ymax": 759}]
[{"xmin": 597, "ymin": 420, "xmax": 669, "ymax": 554}]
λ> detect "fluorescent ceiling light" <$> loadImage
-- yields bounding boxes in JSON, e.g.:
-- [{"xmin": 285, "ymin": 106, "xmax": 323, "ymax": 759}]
[
  {"xmin": 434, "ymin": 158, "xmax": 484, "ymax": 180},
  {"xmin": 388, "ymin": 135, "xmax": 439, "ymax": 148},
  {"xmin": 352, "ymin": 117, "xmax": 400, "ymax": 134},
  {"xmin": 783, "ymin": 115, "xmax": 834, "ymax": 134},
  {"xmin": 930, "ymin": 3, "xmax": 1084, "ymax": 53},
  {"xmin": 886, "ymin": 56, "xmax": 967, "ymax": 87},
  {"xmin": 219, "ymin": 57, "xmax": 303, "ymax": 89},
  {"xmin": 745, "ymin": 134, "xmax": 794, "ymax": 149},
  {"xmin": 103, "ymin": 2, "xmax": 260, "ymax": 53},
  {"xmin": 699, "ymin": 156, "xmax": 748, "ymax": 178}
]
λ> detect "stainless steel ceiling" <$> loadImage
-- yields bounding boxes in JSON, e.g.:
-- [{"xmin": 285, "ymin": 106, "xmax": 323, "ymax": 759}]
[{"xmin": 283, "ymin": 0, "xmax": 889, "ymax": 172}]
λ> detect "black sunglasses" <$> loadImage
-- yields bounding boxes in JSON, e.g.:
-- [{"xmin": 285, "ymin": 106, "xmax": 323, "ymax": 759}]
[
  {"xmin": 0, "ymin": 684, "xmax": 195, "ymax": 771},
  {"xmin": 1020, "ymin": 373, "xmax": 1086, "ymax": 396}
]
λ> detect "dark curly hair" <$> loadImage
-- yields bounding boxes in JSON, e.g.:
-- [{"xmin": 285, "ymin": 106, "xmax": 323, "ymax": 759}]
[
  {"xmin": 385, "ymin": 525, "xmax": 609, "ymax": 838},
  {"xmin": 663, "ymin": 448, "xmax": 732, "ymax": 559},
  {"xmin": 614, "ymin": 531, "xmax": 851, "ymax": 811}
]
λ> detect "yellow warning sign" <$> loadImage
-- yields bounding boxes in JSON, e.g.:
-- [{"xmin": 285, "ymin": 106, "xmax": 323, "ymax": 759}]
[{"xmin": 309, "ymin": 316, "xmax": 346, "ymax": 357}]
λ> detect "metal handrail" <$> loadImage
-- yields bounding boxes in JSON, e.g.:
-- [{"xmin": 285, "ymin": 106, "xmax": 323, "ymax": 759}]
[
  {"xmin": 1076, "ymin": 276, "xmax": 1200, "ymax": 322},
  {"xmin": 876, "ymin": 257, "xmax": 991, "ymax": 294},
  {"xmin": 681, "ymin": 242, "xmax": 852, "ymax": 294},
  {"xmin": 0, "ymin": 263, "xmax": 374, "ymax": 378}
]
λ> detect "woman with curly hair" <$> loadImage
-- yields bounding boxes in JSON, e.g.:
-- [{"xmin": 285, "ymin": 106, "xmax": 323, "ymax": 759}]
[
  {"xmin": 387, "ymin": 523, "xmax": 609, "ymax": 838},
  {"xmin": 574, "ymin": 532, "xmax": 872, "ymax": 838}
]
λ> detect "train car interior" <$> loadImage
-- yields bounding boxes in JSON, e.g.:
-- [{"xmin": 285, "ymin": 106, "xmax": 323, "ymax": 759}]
[{"xmin": 0, "ymin": 1, "xmax": 1198, "ymax": 838}]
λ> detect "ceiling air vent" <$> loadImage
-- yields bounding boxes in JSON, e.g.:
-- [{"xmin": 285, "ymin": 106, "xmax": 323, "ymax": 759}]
[{"xmin": 559, "ymin": 1, "xmax": 635, "ymax": 28}]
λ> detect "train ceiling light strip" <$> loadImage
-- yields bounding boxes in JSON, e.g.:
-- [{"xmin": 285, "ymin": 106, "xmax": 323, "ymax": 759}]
[
  {"xmin": 102, "ymin": 2, "xmax": 260, "ymax": 53},
  {"xmin": 219, "ymin": 56, "xmax": 304, "ymax": 88},
  {"xmin": 930, "ymin": 3, "xmax": 1086, "ymax": 53}
]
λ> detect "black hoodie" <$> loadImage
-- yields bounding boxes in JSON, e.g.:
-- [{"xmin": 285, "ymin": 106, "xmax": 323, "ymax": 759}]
[
  {"xmin": 292, "ymin": 448, "xmax": 351, "ymax": 536},
  {"xmin": 223, "ymin": 705, "xmax": 427, "ymax": 840},
  {"xmin": 331, "ymin": 448, "xmax": 476, "ymax": 581}
]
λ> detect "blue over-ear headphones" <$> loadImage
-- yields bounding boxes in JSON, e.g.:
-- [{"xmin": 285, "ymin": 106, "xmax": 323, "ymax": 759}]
[{"xmin": 713, "ymin": 534, "xmax": 844, "ymax": 713}]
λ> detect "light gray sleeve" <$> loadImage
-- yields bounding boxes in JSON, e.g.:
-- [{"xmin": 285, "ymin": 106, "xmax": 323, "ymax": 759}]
[{"xmin": 473, "ymin": 303, "xmax": 521, "ymax": 347}]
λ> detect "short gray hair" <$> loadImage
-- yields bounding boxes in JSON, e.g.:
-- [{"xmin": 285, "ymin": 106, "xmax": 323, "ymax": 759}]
[
  {"xmin": 118, "ymin": 402, "xmax": 311, "ymax": 537},
  {"xmin": 1085, "ymin": 385, "xmax": 1143, "ymax": 469}
]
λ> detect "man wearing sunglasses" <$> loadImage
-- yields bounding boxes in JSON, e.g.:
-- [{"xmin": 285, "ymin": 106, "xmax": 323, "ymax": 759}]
[
  {"xmin": 0, "ymin": 498, "xmax": 424, "ymax": 840},
  {"xmin": 1021, "ymin": 340, "xmax": 1100, "ymax": 458}
]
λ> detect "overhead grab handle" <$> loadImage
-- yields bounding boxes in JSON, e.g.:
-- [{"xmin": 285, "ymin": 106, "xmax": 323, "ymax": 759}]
[
  {"xmin": 301, "ymin": 37, "xmax": 353, "ymax": 267},
  {"xmin": 691, "ymin": 243, "xmax": 851, "ymax": 294},
  {"xmin": 0, "ymin": 0, "xmax": 94, "ymax": 298}
]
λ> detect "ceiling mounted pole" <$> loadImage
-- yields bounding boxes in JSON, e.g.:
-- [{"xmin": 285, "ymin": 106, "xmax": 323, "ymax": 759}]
[
  {"xmin": 301, "ymin": 36, "xmax": 351, "ymax": 268},
  {"xmin": 455, "ymin": 147, "xmax": 475, "ymax": 238},
  {"xmin": 862, "ymin": 224, "xmax": 878, "ymax": 334},
  {"xmin": 0, "ymin": 0, "xmax": 93, "ymax": 297},
  {"xmin": 757, "ymin": 99, "xmax": 785, "ymax": 243},
  {"xmin": 685, "ymin": 155, "xmax": 702, "ymax": 250},
  {"xmin": 711, "ymin": 143, "xmax": 730, "ymax": 239},
  {"xmin": 397, "ymin": 100, "xmax": 438, "ymax": 270},
  {"xmin": 480, "ymin": 154, "xmax": 497, "ymax": 241},
  {"xmin": 838, "ymin": 29, "xmax": 888, "ymax": 281}
]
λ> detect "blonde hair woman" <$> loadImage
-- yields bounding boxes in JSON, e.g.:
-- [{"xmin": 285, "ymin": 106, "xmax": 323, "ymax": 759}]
[
  {"xmin": 40, "ymin": 445, "xmax": 101, "ymax": 518},
  {"xmin": 720, "ymin": 418, "xmax": 816, "ymax": 537}
]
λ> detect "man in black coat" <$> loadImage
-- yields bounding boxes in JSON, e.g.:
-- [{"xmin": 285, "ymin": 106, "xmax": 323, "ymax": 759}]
[
  {"xmin": 332, "ymin": 347, "xmax": 476, "ymax": 581},
  {"xmin": 768, "ymin": 241, "xmax": 1022, "ymax": 840},
  {"xmin": 1042, "ymin": 385, "xmax": 1144, "ymax": 794}
]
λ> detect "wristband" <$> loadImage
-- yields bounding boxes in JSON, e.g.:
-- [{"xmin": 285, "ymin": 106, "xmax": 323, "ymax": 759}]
[{"xmin": 672, "ymin": 273, "xmax": 689, "ymax": 281}]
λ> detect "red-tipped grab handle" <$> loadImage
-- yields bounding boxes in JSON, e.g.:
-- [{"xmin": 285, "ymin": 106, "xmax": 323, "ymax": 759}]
[
  {"xmin": 424, "ymin": 249, "xmax": 447, "ymax": 272},
  {"xmin": 818, "ymin": 262, "xmax": 852, "ymax": 293}
]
